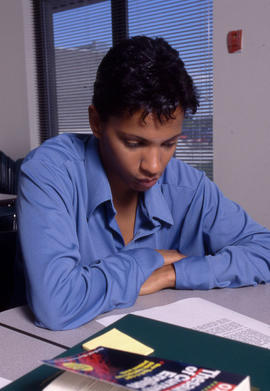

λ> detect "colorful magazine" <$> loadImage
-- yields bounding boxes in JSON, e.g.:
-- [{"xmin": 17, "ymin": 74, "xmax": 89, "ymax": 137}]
[{"xmin": 43, "ymin": 346, "xmax": 250, "ymax": 390}]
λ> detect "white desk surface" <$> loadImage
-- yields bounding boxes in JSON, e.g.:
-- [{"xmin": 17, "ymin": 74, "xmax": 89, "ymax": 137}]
[
  {"xmin": 1, "ymin": 284, "xmax": 269, "ymax": 348},
  {"xmin": 1, "ymin": 284, "xmax": 270, "ymax": 383},
  {"xmin": 0, "ymin": 326, "xmax": 64, "ymax": 381}
]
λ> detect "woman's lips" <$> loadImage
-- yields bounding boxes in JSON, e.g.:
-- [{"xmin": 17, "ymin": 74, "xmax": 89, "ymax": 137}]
[{"xmin": 136, "ymin": 177, "xmax": 158, "ymax": 189}]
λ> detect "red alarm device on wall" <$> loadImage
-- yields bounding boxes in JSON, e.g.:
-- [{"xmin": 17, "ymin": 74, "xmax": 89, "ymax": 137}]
[{"xmin": 227, "ymin": 30, "xmax": 242, "ymax": 53}]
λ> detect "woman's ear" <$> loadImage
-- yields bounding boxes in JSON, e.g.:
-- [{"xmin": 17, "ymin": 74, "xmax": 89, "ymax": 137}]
[{"xmin": 88, "ymin": 105, "xmax": 102, "ymax": 138}]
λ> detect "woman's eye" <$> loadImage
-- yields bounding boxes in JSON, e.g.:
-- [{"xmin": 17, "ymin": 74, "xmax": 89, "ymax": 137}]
[
  {"xmin": 124, "ymin": 140, "xmax": 141, "ymax": 148},
  {"xmin": 163, "ymin": 142, "xmax": 177, "ymax": 148}
]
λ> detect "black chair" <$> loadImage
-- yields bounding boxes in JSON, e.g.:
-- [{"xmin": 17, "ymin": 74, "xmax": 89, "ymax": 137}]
[
  {"xmin": 0, "ymin": 199, "xmax": 17, "ymax": 311},
  {"xmin": 0, "ymin": 151, "xmax": 23, "ymax": 194},
  {"xmin": 0, "ymin": 151, "xmax": 23, "ymax": 311}
]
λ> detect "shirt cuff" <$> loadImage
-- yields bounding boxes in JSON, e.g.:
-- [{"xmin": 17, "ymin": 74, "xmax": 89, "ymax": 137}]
[{"xmin": 174, "ymin": 255, "xmax": 214, "ymax": 290}]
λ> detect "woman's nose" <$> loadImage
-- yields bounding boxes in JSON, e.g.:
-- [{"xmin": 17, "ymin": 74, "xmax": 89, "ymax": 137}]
[{"xmin": 140, "ymin": 147, "xmax": 161, "ymax": 177}]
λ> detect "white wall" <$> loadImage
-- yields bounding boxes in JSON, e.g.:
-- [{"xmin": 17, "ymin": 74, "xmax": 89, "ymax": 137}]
[
  {"xmin": 213, "ymin": 0, "xmax": 270, "ymax": 229},
  {"xmin": 0, "ymin": 0, "xmax": 38, "ymax": 160}
]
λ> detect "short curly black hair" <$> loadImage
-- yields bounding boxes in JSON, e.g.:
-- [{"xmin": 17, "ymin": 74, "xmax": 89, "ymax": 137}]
[{"xmin": 92, "ymin": 36, "xmax": 199, "ymax": 123}]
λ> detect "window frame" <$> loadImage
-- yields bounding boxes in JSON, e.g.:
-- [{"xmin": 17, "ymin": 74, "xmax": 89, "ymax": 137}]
[
  {"xmin": 33, "ymin": 0, "xmax": 213, "ymax": 178},
  {"xmin": 34, "ymin": 0, "xmax": 129, "ymax": 142}
]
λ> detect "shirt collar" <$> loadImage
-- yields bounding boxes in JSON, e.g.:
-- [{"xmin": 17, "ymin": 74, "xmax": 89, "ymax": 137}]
[
  {"xmin": 143, "ymin": 181, "xmax": 174, "ymax": 226},
  {"xmin": 85, "ymin": 136, "xmax": 114, "ymax": 218}
]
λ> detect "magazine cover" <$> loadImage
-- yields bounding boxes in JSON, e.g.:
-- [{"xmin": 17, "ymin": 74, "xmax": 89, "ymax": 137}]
[{"xmin": 43, "ymin": 346, "xmax": 250, "ymax": 391}]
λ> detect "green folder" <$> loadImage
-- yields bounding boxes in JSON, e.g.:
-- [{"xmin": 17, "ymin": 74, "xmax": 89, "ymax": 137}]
[{"xmin": 2, "ymin": 314, "xmax": 269, "ymax": 390}]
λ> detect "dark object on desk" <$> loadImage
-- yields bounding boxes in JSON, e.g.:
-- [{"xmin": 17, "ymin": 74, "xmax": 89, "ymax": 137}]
[
  {"xmin": 0, "ymin": 196, "xmax": 27, "ymax": 311},
  {"xmin": 2, "ymin": 314, "xmax": 270, "ymax": 391},
  {"xmin": 0, "ymin": 198, "xmax": 17, "ymax": 311},
  {"xmin": 0, "ymin": 148, "xmax": 23, "ymax": 311},
  {"xmin": 0, "ymin": 199, "xmax": 17, "ymax": 231},
  {"xmin": 0, "ymin": 151, "xmax": 23, "ymax": 195}
]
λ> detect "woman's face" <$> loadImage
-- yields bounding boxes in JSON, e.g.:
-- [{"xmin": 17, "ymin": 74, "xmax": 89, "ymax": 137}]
[{"xmin": 90, "ymin": 106, "xmax": 184, "ymax": 193}]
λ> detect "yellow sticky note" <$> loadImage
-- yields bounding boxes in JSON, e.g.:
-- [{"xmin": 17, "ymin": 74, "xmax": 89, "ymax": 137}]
[{"xmin": 82, "ymin": 328, "xmax": 154, "ymax": 356}]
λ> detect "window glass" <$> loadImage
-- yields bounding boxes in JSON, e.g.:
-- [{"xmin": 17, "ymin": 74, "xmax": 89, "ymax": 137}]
[
  {"xmin": 39, "ymin": 0, "xmax": 212, "ymax": 177},
  {"xmin": 128, "ymin": 0, "xmax": 213, "ymax": 178},
  {"xmin": 53, "ymin": 1, "xmax": 112, "ymax": 133}
]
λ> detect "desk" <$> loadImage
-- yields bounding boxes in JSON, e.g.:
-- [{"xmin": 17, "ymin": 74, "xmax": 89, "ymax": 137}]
[
  {"xmin": 1, "ymin": 284, "xmax": 270, "ymax": 383},
  {"xmin": 0, "ymin": 325, "xmax": 64, "ymax": 381}
]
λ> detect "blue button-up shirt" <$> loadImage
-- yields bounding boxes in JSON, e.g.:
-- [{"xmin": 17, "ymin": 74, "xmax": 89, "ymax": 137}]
[{"xmin": 17, "ymin": 134, "xmax": 270, "ymax": 330}]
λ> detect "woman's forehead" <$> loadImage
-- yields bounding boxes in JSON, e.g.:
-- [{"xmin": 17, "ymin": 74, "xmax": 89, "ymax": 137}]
[{"xmin": 107, "ymin": 106, "xmax": 184, "ymax": 131}]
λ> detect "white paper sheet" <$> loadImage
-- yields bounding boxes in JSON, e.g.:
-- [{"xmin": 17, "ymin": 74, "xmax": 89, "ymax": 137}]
[
  {"xmin": 0, "ymin": 376, "xmax": 11, "ymax": 388},
  {"xmin": 98, "ymin": 298, "xmax": 270, "ymax": 349},
  {"xmin": 43, "ymin": 371, "xmax": 124, "ymax": 391}
]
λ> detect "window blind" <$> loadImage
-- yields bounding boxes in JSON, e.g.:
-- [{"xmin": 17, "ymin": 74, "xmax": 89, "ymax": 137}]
[
  {"xmin": 52, "ymin": 0, "xmax": 112, "ymax": 134},
  {"xmin": 128, "ymin": 0, "xmax": 213, "ymax": 178},
  {"xmin": 34, "ymin": 0, "xmax": 212, "ymax": 178}
]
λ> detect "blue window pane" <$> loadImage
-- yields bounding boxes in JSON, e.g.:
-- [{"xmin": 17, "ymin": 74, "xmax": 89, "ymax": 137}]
[{"xmin": 53, "ymin": 1, "xmax": 112, "ymax": 133}]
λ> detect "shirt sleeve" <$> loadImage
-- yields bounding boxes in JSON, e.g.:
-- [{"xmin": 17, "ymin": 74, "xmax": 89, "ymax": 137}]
[
  {"xmin": 174, "ymin": 175, "xmax": 270, "ymax": 290},
  {"xmin": 17, "ymin": 159, "xmax": 163, "ymax": 330}
]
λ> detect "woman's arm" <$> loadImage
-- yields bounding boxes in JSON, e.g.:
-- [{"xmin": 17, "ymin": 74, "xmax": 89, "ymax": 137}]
[{"xmin": 17, "ymin": 159, "xmax": 164, "ymax": 330}]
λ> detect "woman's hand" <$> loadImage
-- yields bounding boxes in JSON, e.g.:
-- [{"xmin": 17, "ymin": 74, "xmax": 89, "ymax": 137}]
[
  {"xmin": 139, "ymin": 264, "xmax": 176, "ymax": 295},
  {"xmin": 139, "ymin": 249, "xmax": 186, "ymax": 295},
  {"xmin": 156, "ymin": 249, "xmax": 186, "ymax": 265}
]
